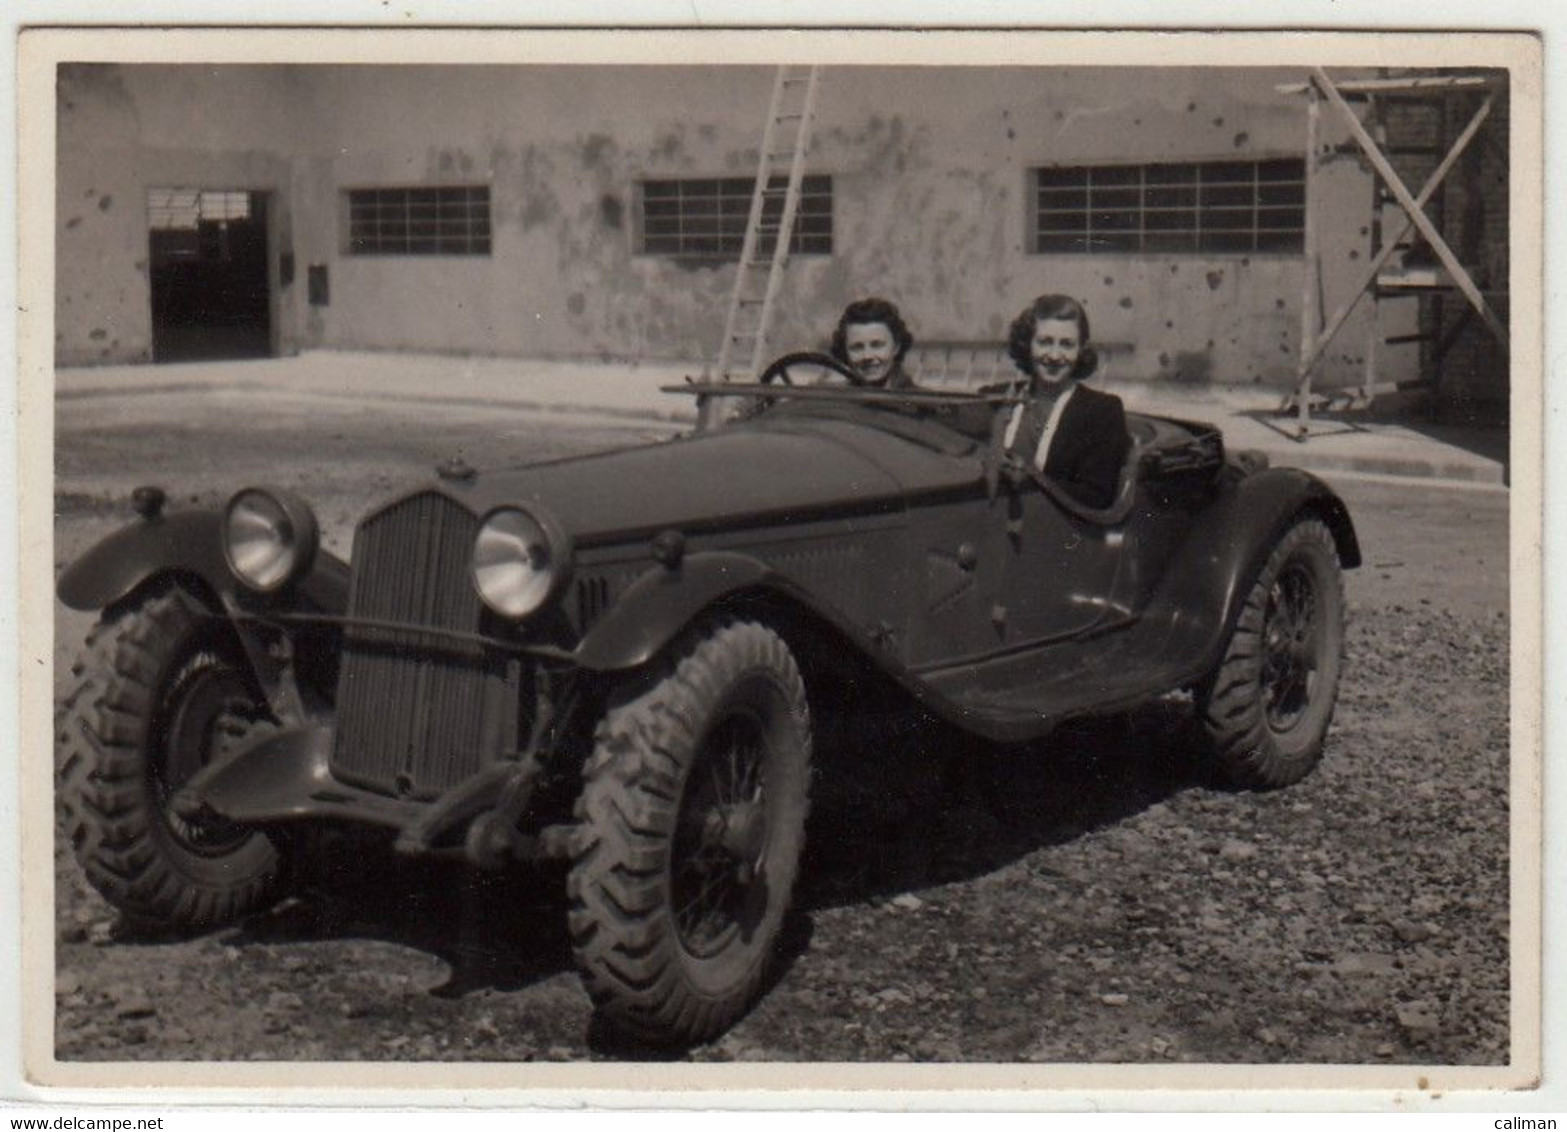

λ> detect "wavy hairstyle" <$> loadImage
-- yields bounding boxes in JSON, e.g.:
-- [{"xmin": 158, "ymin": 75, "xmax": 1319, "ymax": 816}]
[
  {"xmin": 1006, "ymin": 293, "xmax": 1099, "ymax": 380},
  {"xmin": 829, "ymin": 297, "xmax": 914, "ymax": 368}
]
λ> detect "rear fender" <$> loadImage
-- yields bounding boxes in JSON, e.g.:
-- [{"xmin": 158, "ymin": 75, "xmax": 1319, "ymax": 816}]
[
  {"xmin": 1148, "ymin": 467, "xmax": 1359, "ymax": 673},
  {"xmin": 573, "ymin": 551, "xmax": 797, "ymax": 672},
  {"xmin": 56, "ymin": 511, "xmax": 350, "ymax": 615}
]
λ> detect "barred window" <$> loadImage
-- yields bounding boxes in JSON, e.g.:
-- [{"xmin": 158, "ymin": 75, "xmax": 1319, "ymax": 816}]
[
  {"xmin": 148, "ymin": 188, "xmax": 252, "ymax": 230},
  {"xmin": 147, "ymin": 188, "xmax": 256, "ymax": 263},
  {"xmin": 1032, "ymin": 159, "xmax": 1306, "ymax": 254},
  {"xmin": 638, "ymin": 175, "xmax": 833, "ymax": 258},
  {"xmin": 346, "ymin": 186, "xmax": 491, "ymax": 256}
]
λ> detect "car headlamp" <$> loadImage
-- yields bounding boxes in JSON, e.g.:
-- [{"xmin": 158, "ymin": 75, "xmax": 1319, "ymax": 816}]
[
  {"xmin": 223, "ymin": 487, "xmax": 320, "ymax": 594},
  {"xmin": 473, "ymin": 507, "xmax": 567, "ymax": 619}
]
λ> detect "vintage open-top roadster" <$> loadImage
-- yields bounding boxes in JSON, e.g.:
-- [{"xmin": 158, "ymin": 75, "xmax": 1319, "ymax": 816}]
[{"xmin": 57, "ymin": 351, "xmax": 1358, "ymax": 1047}]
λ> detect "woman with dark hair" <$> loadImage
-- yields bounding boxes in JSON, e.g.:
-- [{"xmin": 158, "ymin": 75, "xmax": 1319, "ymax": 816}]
[
  {"xmin": 829, "ymin": 297, "xmax": 915, "ymax": 389},
  {"xmin": 992, "ymin": 293, "xmax": 1130, "ymax": 509}
]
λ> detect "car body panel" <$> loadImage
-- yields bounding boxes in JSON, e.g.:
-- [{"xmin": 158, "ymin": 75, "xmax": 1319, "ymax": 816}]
[
  {"xmin": 456, "ymin": 420, "xmax": 910, "ymax": 547},
  {"xmin": 56, "ymin": 512, "xmax": 232, "ymax": 611},
  {"xmin": 906, "ymin": 465, "xmax": 1351, "ymax": 735},
  {"xmin": 572, "ymin": 551, "xmax": 777, "ymax": 671},
  {"xmin": 59, "ymin": 390, "xmax": 1359, "ymax": 837},
  {"xmin": 57, "ymin": 510, "xmax": 350, "ymax": 615},
  {"xmin": 172, "ymin": 723, "xmax": 427, "ymax": 830}
]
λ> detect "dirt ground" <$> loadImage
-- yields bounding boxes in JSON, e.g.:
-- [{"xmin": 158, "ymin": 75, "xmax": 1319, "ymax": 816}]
[{"xmin": 45, "ymin": 389, "xmax": 1512, "ymax": 1065}]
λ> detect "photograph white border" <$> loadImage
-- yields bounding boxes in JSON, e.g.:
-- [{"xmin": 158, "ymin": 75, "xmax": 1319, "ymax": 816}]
[{"xmin": 4, "ymin": 11, "xmax": 1555, "ymax": 1113}]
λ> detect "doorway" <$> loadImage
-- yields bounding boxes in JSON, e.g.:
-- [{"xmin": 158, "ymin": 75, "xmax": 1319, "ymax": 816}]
[{"xmin": 147, "ymin": 188, "xmax": 271, "ymax": 362}]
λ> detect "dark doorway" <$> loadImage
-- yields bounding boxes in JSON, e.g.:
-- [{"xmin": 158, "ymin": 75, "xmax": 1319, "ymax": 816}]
[{"xmin": 147, "ymin": 188, "xmax": 271, "ymax": 363}]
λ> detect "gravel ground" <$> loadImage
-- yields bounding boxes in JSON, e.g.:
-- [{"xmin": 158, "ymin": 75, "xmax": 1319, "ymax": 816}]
[{"xmin": 47, "ymin": 403, "xmax": 1511, "ymax": 1065}]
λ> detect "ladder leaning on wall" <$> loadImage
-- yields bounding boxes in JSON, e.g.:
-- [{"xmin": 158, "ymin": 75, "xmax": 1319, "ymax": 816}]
[{"xmin": 697, "ymin": 65, "xmax": 822, "ymax": 430}]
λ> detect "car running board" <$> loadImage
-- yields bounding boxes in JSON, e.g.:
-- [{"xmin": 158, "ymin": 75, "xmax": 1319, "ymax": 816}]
[{"xmin": 922, "ymin": 614, "xmax": 1212, "ymax": 743}]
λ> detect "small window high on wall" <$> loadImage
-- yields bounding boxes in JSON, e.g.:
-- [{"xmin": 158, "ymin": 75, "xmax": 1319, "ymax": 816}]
[
  {"xmin": 345, "ymin": 186, "xmax": 492, "ymax": 255},
  {"xmin": 637, "ymin": 175, "xmax": 833, "ymax": 258},
  {"xmin": 148, "ymin": 188, "xmax": 253, "ymax": 262},
  {"xmin": 1032, "ymin": 159, "xmax": 1306, "ymax": 254}
]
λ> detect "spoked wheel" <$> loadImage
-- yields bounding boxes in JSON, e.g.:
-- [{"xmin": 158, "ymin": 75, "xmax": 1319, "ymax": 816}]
[
  {"xmin": 57, "ymin": 584, "xmax": 286, "ymax": 929},
  {"xmin": 1197, "ymin": 517, "xmax": 1346, "ymax": 789},
  {"xmin": 672, "ymin": 709, "xmax": 775, "ymax": 956},
  {"xmin": 156, "ymin": 651, "xmax": 274, "ymax": 854},
  {"xmin": 1260, "ymin": 559, "xmax": 1323, "ymax": 734},
  {"xmin": 568, "ymin": 620, "xmax": 811, "ymax": 1047}
]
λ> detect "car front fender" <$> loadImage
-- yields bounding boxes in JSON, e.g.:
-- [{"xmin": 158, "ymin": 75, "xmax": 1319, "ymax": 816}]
[
  {"xmin": 56, "ymin": 511, "xmax": 350, "ymax": 615},
  {"xmin": 572, "ymin": 551, "xmax": 790, "ymax": 672},
  {"xmin": 1148, "ymin": 466, "xmax": 1359, "ymax": 674}
]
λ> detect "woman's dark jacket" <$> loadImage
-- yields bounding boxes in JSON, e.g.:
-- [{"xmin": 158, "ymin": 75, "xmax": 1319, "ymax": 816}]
[{"xmin": 976, "ymin": 382, "xmax": 1132, "ymax": 509}]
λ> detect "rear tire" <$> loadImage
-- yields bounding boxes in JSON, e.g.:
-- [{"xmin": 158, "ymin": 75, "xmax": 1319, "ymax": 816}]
[
  {"xmin": 57, "ymin": 585, "xmax": 285, "ymax": 929},
  {"xmin": 568, "ymin": 620, "xmax": 811, "ymax": 1047},
  {"xmin": 1197, "ymin": 517, "xmax": 1346, "ymax": 789}
]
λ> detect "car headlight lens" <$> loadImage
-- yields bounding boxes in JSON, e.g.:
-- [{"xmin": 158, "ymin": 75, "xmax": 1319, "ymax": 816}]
[
  {"xmin": 223, "ymin": 488, "xmax": 319, "ymax": 593},
  {"xmin": 473, "ymin": 508, "xmax": 561, "ymax": 618}
]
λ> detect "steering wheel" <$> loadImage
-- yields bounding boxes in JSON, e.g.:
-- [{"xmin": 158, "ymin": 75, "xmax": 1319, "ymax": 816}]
[{"xmin": 757, "ymin": 351, "xmax": 867, "ymax": 388}]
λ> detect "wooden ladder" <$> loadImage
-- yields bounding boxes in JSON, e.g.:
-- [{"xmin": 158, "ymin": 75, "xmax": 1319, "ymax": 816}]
[{"xmin": 699, "ymin": 65, "xmax": 821, "ymax": 429}]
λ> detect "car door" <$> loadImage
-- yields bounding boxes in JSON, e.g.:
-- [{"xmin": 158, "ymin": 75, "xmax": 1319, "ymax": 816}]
[
  {"xmin": 993, "ymin": 474, "xmax": 1126, "ymax": 645},
  {"xmin": 900, "ymin": 487, "xmax": 1016, "ymax": 668}
]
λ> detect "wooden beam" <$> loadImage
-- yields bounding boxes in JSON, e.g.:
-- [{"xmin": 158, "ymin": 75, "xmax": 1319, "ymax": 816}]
[
  {"xmin": 1297, "ymin": 90, "xmax": 1495, "ymax": 377},
  {"xmin": 1277, "ymin": 75, "xmax": 1496, "ymax": 96},
  {"xmin": 1295, "ymin": 86, "xmax": 1320, "ymax": 435},
  {"xmin": 1313, "ymin": 67, "xmax": 1509, "ymax": 349}
]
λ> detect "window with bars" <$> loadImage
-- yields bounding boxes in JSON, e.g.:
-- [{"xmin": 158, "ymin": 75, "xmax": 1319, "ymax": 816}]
[
  {"xmin": 1032, "ymin": 159, "xmax": 1306, "ymax": 254},
  {"xmin": 345, "ymin": 186, "xmax": 491, "ymax": 256},
  {"xmin": 147, "ymin": 188, "xmax": 257, "ymax": 263},
  {"xmin": 148, "ymin": 188, "xmax": 253, "ymax": 230},
  {"xmin": 638, "ymin": 175, "xmax": 833, "ymax": 258}
]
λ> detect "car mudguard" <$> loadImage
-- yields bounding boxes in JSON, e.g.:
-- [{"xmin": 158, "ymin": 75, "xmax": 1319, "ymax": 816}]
[
  {"xmin": 56, "ymin": 511, "xmax": 350, "ymax": 614},
  {"xmin": 572, "ymin": 550, "xmax": 817, "ymax": 672},
  {"xmin": 1144, "ymin": 466, "xmax": 1359, "ymax": 676}
]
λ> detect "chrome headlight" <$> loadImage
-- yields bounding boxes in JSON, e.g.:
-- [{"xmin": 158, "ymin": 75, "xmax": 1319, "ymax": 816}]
[
  {"xmin": 223, "ymin": 487, "xmax": 319, "ymax": 594},
  {"xmin": 473, "ymin": 507, "xmax": 567, "ymax": 618}
]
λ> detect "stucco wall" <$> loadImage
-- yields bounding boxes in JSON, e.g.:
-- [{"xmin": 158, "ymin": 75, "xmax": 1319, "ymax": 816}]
[
  {"xmin": 56, "ymin": 64, "xmax": 306, "ymax": 365},
  {"xmin": 285, "ymin": 65, "xmax": 1391, "ymax": 389},
  {"xmin": 56, "ymin": 65, "xmax": 166, "ymax": 365},
  {"xmin": 56, "ymin": 62, "xmax": 1407, "ymax": 390}
]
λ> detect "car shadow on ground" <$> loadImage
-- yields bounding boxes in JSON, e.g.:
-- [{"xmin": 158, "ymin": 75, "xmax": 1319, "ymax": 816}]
[
  {"xmin": 798, "ymin": 696, "xmax": 1223, "ymax": 912},
  {"xmin": 93, "ymin": 696, "xmax": 1219, "ymax": 1057},
  {"xmin": 229, "ymin": 847, "xmax": 576, "ymax": 999}
]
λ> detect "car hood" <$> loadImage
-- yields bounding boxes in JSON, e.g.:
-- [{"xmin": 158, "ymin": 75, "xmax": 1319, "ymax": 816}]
[{"xmin": 429, "ymin": 417, "xmax": 976, "ymax": 546}]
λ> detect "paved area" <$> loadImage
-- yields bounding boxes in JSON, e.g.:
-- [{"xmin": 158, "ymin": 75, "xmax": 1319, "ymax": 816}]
[{"xmin": 55, "ymin": 349, "xmax": 1508, "ymax": 485}]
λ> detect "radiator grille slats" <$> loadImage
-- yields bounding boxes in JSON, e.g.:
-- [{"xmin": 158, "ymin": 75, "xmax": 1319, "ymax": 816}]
[
  {"xmin": 332, "ymin": 492, "xmax": 519, "ymax": 798},
  {"xmin": 576, "ymin": 576, "xmax": 611, "ymax": 630}
]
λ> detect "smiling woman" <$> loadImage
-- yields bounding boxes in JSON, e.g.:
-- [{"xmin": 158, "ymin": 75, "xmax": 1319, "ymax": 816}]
[
  {"xmin": 988, "ymin": 292, "xmax": 1130, "ymax": 509},
  {"xmin": 829, "ymin": 297, "xmax": 915, "ymax": 389}
]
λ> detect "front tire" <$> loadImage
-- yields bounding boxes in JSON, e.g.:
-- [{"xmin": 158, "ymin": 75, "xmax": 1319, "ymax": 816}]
[
  {"xmin": 57, "ymin": 585, "xmax": 286, "ymax": 929},
  {"xmin": 1197, "ymin": 517, "xmax": 1346, "ymax": 789},
  {"xmin": 568, "ymin": 620, "xmax": 812, "ymax": 1047}
]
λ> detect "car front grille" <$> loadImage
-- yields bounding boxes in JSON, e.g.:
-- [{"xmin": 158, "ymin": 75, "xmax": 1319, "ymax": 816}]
[
  {"xmin": 575, "ymin": 575, "xmax": 611, "ymax": 631},
  {"xmin": 331, "ymin": 491, "xmax": 521, "ymax": 799}
]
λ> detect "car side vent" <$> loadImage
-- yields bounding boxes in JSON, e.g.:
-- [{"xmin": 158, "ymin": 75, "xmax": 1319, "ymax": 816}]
[{"xmin": 576, "ymin": 575, "xmax": 612, "ymax": 629}]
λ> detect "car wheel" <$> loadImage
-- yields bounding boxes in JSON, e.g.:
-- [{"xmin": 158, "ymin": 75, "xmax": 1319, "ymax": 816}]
[
  {"xmin": 568, "ymin": 620, "xmax": 812, "ymax": 1047},
  {"xmin": 1197, "ymin": 517, "xmax": 1346, "ymax": 789},
  {"xmin": 57, "ymin": 584, "xmax": 286, "ymax": 929}
]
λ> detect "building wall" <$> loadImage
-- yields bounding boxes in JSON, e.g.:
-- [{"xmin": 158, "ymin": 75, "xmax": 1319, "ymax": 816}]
[{"xmin": 56, "ymin": 62, "xmax": 1411, "ymax": 392}]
